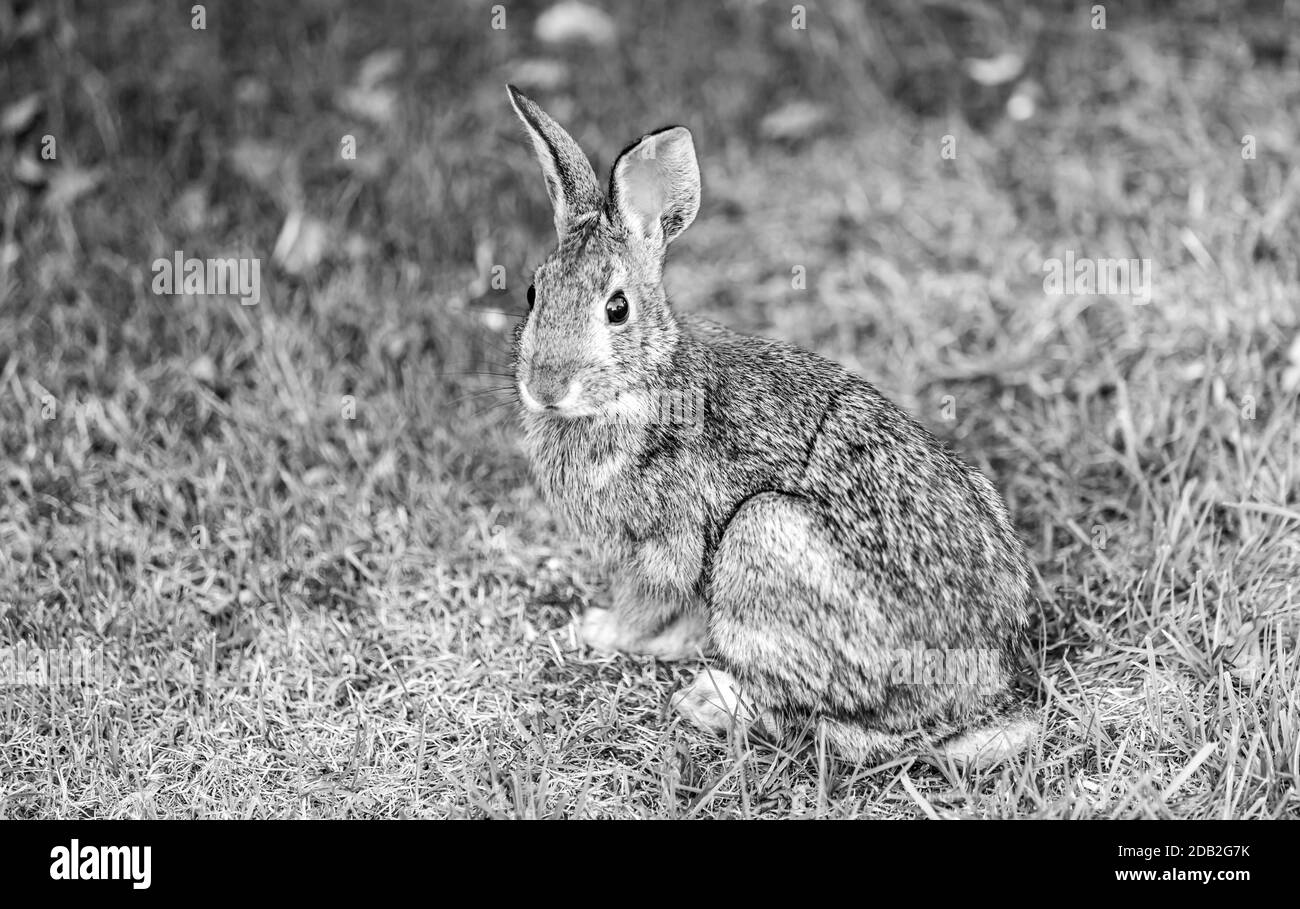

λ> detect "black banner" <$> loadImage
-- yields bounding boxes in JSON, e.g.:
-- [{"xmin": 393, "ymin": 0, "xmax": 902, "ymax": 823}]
[{"xmin": 0, "ymin": 819, "xmax": 1275, "ymax": 896}]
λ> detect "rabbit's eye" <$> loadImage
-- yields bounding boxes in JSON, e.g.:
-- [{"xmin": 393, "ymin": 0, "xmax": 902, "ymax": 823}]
[
  {"xmin": 526, "ymin": 284, "xmax": 536, "ymax": 311},
  {"xmin": 606, "ymin": 291, "xmax": 629, "ymax": 325}
]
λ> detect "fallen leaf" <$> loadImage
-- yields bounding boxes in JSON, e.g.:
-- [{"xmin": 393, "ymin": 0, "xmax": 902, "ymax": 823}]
[
  {"xmin": 13, "ymin": 155, "xmax": 45, "ymax": 186},
  {"xmin": 273, "ymin": 210, "xmax": 329, "ymax": 275},
  {"xmin": 189, "ymin": 355, "xmax": 217, "ymax": 385},
  {"xmin": 336, "ymin": 86, "xmax": 397, "ymax": 125},
  {"xmin": 357, "ymin": 48, "xmax": 403, "ymax": 89},
  {"xmin": 760, "ymin": 101, "xmax": 829, "ymax": 141},
  {"xmin": 535, "ymin": 1, "xmax": 616, "ymax": 47},
  {"xmin": 965, "ymin": 52, "xmax": 1025, "ymax": 86},
  {"xmin": 1224, "ymin": 621, "xmax": 1263, "ymax": 685},
  {"xmin": 1, "ymin": 93, "xmax": 41, "ymax": 135},
  {"xmin": 1282, "ymin": 334, "xmax": 1300, "ymax": 392},
  {"xmin": 228, "ymin": 139, "xmax": 298, "ymax": 201},
  {"xmin": 1006, "ymin": 79, "xmax": 1040, "ymax": 121},
  {"xmin": 234, "ymin": 77, "xmax": 270, "ymax": 106},
  {"xmin": 43, "ymin": 166, "xmax": 103, "ymax": 210},
  {"xmin": 171, "ymin": 185, "xmax": 209, "ymax": 232},
  {"xmin": 511, "ymin": 58, "xmax": 569, "ymax": 92}
]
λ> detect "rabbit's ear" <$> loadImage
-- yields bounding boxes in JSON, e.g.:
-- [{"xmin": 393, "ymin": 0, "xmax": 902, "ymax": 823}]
[
  {"xmin": 608, "ymin": 127, "xmax": 699, "ymax": 246},
  {"xmin": 507, "ymin": 85, "xmax": 602, "ymax": 239}
]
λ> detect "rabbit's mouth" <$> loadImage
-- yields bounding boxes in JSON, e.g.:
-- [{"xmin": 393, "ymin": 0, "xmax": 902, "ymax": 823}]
[
  {"xmin": 519, "ymin": 378, "xmax": 670, "ymax": 427},
  {"xmin": 519, "ymin": 374, "xmax": 587, "ymax": 417}
]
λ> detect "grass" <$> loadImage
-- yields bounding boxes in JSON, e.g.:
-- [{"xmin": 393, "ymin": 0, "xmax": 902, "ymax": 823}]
[{"xmin": 0, "ymin": 0, "xmax": 1298, "ymax": 818}]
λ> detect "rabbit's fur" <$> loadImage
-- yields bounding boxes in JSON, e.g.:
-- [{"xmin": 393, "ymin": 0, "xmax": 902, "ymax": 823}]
[{"xmin": 507, "ymin": 86, "xmax": 1037, "ymax": 767}]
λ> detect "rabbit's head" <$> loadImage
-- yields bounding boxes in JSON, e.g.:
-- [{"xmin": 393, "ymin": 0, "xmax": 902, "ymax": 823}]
[{"xmin": 507, "ymin": 86, "xmax": 699, "ymax": 420}]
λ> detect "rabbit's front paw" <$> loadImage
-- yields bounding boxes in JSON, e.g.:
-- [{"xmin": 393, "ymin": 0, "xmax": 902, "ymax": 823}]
[
  {"xmin": 580, "ymin": 608, "xmax": 707, "ymax": 659},
  {"xmin": 580, "ymin": 607, "xmax": 630, "ymax": 653},
  {"xmin": 671, "ymin": 669, "xmax": 766, "ymax": 733},
  {"xmin": 637, "ymin": 612, "xmax": 707, "ymax": 660}
]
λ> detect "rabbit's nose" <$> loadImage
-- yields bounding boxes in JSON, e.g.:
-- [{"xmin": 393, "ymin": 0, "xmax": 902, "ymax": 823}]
[{"xmin": 524, "ymin": 367, "xmax": 579, "ymax": 410}]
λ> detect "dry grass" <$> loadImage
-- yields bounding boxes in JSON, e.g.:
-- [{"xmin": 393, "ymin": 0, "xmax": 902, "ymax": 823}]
[{"xmin": 1, "ymin": 0, "xmax": 1298, "ymax": 818}]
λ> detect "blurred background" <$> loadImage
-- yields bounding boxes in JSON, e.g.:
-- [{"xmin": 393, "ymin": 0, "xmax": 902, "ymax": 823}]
[{"xmin": 1, "ymin": 0, "xmax": 1298, "ymax": 817}]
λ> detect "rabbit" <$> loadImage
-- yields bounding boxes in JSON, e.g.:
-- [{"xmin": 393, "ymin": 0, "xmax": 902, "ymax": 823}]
[{"xmin": 506, "ymin": 85, "xmax": 1038, "ymax": 767}]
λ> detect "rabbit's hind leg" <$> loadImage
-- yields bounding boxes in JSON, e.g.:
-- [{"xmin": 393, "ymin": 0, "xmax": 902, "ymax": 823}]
[
  {"xmin": 701, "ymin": 492, "xmax": 1034, "ymax": 766},
  {"xmin": 702, "ymin": 492, "xmax": 894, "ymax": 743}
]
